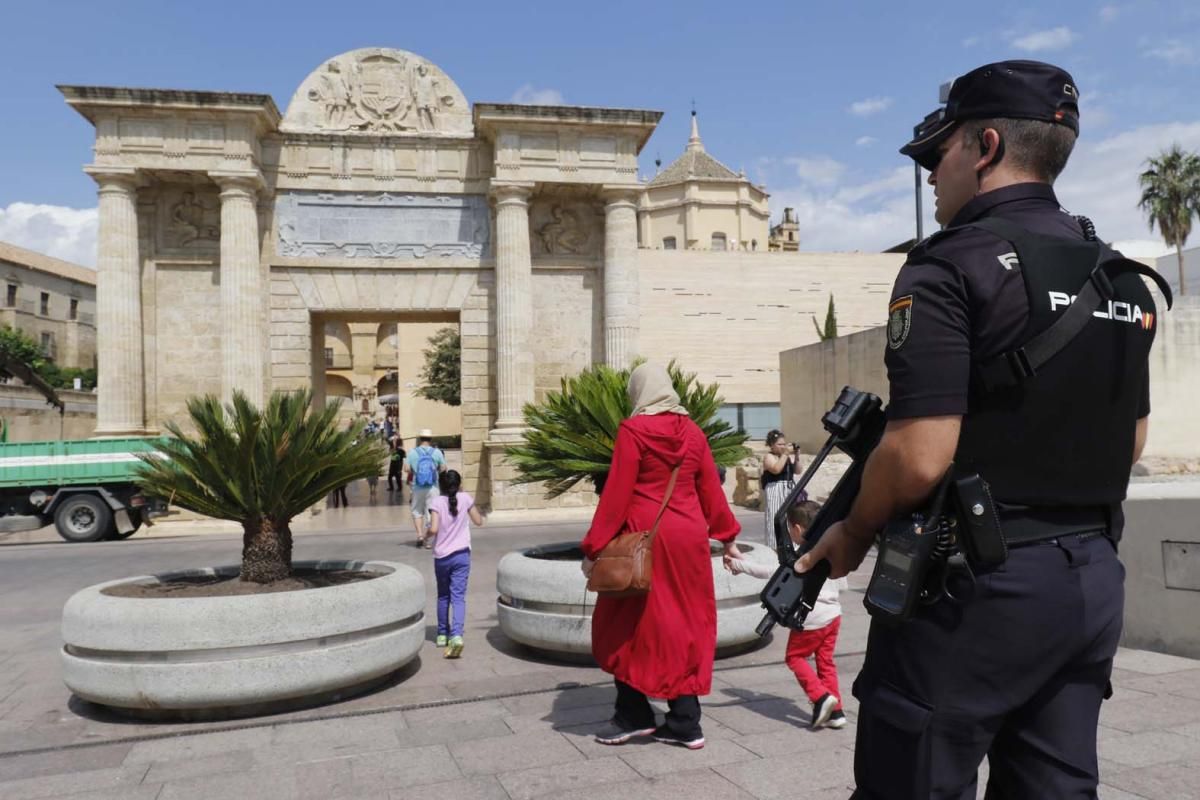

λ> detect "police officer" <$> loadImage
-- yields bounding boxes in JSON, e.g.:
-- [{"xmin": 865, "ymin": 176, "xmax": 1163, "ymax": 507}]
[{"xmin": 797, "ymin": 60, "xmax": 1164, "ymax": 798}]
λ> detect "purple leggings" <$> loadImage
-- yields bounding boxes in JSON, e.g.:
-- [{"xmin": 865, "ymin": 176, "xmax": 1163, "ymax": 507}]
[{"xmin": 434, "ymin": 548, "xmax": 471, "ymax": 637}]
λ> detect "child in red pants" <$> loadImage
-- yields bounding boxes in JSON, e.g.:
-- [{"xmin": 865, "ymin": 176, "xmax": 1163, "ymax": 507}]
[{"xmin": 725, "ymin": 500, "xmax": 846, "ymax": 729}]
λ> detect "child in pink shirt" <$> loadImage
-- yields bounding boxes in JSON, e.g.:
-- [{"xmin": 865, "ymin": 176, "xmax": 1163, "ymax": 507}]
[{"xmin": 427, "ymin": 469, "xmax": 484, "ymax": 658}]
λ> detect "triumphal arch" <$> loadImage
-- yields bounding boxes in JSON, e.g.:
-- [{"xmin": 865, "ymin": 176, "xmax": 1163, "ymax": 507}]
[{"xmin": 61, "ymin": 47, "xmax": 661, "ymax": 509}]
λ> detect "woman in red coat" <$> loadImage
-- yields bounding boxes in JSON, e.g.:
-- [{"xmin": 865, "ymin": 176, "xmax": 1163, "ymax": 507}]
[{"xmin": 582, "ymin": 363, "xmax": 742, "ymax": 750}]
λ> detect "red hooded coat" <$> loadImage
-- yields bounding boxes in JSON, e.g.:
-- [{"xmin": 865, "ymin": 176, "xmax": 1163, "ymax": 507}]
[{"xmin": 581, "ymin": 413, "xmax": 741, "ymax": 698}]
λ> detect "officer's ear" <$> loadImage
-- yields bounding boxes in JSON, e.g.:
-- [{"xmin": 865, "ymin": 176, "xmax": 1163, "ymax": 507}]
[{"xmin": 975, "ymin": 128, "xmax": 1005, "ymax": 170}]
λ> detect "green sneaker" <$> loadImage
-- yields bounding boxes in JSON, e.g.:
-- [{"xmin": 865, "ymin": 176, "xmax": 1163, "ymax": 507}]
[
  {"xmin": 435, "ymin": 635, "xmax": 447, "ymax": 648},
  {"xmin": 445, "ymin": 636, "xmax": 464, "ymax": 658}
]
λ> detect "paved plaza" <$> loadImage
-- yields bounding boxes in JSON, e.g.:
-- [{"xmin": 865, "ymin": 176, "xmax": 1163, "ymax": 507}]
[{"xmin": 1, "ymin": 492, "xmax": 1199, "ymax": 799}]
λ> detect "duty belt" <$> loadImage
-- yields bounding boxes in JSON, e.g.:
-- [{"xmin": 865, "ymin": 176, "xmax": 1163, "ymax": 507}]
[{"xmin": 997, "ymin": 506, "xmax": 1110, "ymax": 548}]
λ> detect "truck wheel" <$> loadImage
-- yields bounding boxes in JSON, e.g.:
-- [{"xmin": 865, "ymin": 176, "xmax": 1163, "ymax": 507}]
[{"xmin": 54, "ymin": 495, "xmax": 112, "ymax": 543}]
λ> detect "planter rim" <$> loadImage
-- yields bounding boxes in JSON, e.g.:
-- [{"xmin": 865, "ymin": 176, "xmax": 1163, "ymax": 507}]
[{"xmin": 86, "ymin": 559, "xmax": 396, "ymax": 599}]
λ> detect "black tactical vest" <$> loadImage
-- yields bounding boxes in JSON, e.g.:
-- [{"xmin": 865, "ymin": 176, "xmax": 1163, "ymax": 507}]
[{"xmin": 952, "ymin": 218, "xmax": 1158, "ymax": 508}]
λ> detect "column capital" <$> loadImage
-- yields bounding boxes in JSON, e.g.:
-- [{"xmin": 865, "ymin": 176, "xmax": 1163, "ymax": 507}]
[
  {"xmin": 489, "ymin": 181, "xmax": 534, "ymax": 206},
  {"xmin": 601, "ymin": 185, "xmax": 641, "ymax": 208},
  {"xmin": 210, "ymin": 170, "xmax": 265, "ymax": 196},
  {"xmin": 84, "ymin": 166, "xmax": 141, "ymax": 192}
]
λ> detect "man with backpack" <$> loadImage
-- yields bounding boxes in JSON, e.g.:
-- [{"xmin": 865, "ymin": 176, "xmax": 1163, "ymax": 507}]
[{"xmin": 406, "ymin": 428, "xmax": 446, "ymax": 548}]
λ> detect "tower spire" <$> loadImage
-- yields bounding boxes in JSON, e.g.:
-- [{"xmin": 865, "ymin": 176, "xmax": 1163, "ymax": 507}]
[{"xmin": 687, "ymin": 107, "xmax": 704, "ymax": 153}]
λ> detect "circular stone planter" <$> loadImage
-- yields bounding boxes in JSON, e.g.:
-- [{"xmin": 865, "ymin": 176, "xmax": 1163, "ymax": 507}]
[
  {"xmin": 61, "ymin": 560, "xmax": 424, "ymax": 719},
  {"xmin": 497, "ymin": 541, "xmax": 778, "ymax": 663}
]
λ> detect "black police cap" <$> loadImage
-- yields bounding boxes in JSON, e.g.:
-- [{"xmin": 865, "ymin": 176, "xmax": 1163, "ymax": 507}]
[{"xmin": 901, "ymin": 60, "xmax": 1080, "ymax": 170}]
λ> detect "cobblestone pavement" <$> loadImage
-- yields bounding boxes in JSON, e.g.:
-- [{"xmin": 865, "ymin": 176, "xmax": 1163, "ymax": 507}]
[{"xmin": 1, "ymin": 499, "xmax": 1197, "ymax": 799}]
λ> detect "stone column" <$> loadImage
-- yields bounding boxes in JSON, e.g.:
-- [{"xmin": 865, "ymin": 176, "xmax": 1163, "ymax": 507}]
[
  {"xmin": 212, "ymin": 172, "xmax": 265, "ymax": 407},
  {"xmin": 86, "ymin": 167, "xmax": 145, "ymax": 436},
  {"xmin": 603, "ymin": 188, "xmax": 641, "ymax": 369},
  {"xmin": 489, "ymin": 183, "xmax": 534, "ymax": 436}
]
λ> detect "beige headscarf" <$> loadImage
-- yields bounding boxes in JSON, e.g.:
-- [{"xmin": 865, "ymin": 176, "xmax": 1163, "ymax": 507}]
[{"xmin": 628, "ymin": 363, "xmax": 689, "ymax": 417}]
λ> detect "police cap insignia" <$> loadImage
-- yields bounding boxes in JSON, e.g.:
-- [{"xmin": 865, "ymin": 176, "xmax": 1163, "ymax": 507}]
[{"xmin": 888, "ymin": 295, "xmax": 913, "ymax": 350}]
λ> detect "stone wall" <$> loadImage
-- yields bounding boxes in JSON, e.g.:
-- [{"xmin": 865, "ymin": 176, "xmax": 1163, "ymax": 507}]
[
  {"xmin": 780, "ymin": 297, "xmax": 1200, "ymax": 461},
  {"xmin": 530, "ymin": 267, "xmax": 601, "ymax": 402},
  {"xmin": 636, "ymin": 249, "xmax": 904, "ymax": 405},
  {"xmin": 779, "ymin": 327, "xmax": 889, "ymax": 452},
  {"xmin": 154, "ymin": 264, "xmax": 222, "ymax": 428},
  {"xmin": 1122, "ymin": 483, "xmax": 1200, "ymax": 658},
  {"xmin": 0, "ymin": 384, "xmax": 97, "ymax": 441}
]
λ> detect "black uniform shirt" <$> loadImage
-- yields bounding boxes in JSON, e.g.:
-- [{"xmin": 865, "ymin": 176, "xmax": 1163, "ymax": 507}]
[{"xmin": 884, "ymin": 182, "xmax": 1150, "ymax": 420}]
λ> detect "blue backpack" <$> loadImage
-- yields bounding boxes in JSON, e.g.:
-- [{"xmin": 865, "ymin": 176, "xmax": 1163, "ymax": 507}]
[{"xmin": 414, "ymin": 447, "xmax": 438, "ymax": 488}]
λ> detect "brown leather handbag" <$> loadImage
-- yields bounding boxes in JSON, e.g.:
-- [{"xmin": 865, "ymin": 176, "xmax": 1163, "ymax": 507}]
[{"xmin": 587, "ymin": 466, "xmax": 680, "ymax": 599}]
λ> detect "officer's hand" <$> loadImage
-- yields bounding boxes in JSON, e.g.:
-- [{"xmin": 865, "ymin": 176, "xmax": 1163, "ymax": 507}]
[{"xmin": 795, "ymin": 520, "xmax": 873, "ymax": 579}]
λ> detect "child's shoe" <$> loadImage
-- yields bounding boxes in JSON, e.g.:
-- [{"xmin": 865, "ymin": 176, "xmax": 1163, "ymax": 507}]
[
  {"xmin": 811, "ymin": 693, "xmax": 838, "ymax": 729},
  {"xmin": 435, "ymin": 634, "xmax": 447, "ymax": 648},
  {"xmin": 445, "ymin": 635, "xmax": 464, "ymax": 658},
  {"xmin": 827, "ymin": 709, "xmax": 847, "ymax": 729}
]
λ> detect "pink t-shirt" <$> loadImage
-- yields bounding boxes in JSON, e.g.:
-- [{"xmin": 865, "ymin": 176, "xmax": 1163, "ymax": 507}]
[{"xmin": 429, "ymin": 492, "xmax": 475, "ymax": 558}]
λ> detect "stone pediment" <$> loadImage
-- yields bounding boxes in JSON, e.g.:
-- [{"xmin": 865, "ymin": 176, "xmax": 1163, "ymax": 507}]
[{"xmin": 282, "ymin": 47, "xmax": 472, "ymax": 137}]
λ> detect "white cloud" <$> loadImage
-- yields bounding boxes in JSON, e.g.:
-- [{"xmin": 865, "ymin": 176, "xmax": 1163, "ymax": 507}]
[
  {"xmin": 0, "ymin": 203, "xmax": 97, "ymax": 267},
  {"xmin": 1056, "ymin": 120, "xmax": 1200, "ymax": 244},
  {"xmin": 1142, "ymin": 40, "xmax": 1197, "ymax": 66},
  {"xmin": 758, "ymin": 119, "xmax": 1200, "ymax": 253},
  {"xmin": 855, "ymin": 136, "xmax": 877, "ymax": 147},
  {"xmin": 848, "ymin": 97, "xmax": 892, "ymax": 117},
  {"xmin": 1099, "ymin": 5, "xmax": 1120, "ymax": 22},
  {"xmin": 784, "ymin": 156, "xmax": 846, "ymax": 187},
  {"xmin": 1012, "ymin": 26, "xmax": 1077, "ymax": 52},
  {"xmin": 510, "ymin": 84, "xmax": 565, "ymax": 105},
  {"xmin": 961, "ymin": 35, "xmax": 981, "ymax": 48}
]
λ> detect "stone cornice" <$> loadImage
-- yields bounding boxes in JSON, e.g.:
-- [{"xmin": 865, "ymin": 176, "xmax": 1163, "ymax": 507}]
[
  {"xmin": 474, "ymin": 104, "xmax": 661, "ymax": 152},
  {"xmin": 58, "ymin": 86, "xmax": 281, "ymax": 131}
]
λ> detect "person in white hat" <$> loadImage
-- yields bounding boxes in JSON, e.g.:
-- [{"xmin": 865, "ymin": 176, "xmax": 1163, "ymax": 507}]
[{"xmin": 406, "ymin": 428, "xmax": 446, "ymax": 547}]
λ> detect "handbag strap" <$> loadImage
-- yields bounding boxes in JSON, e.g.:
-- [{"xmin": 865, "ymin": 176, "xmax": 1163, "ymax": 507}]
[{"xmin": 647, "ymin": 466, "xmax": 682, "ymax": 541}]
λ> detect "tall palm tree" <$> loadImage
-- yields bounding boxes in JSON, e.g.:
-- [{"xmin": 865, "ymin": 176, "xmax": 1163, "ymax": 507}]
[
  {"xmin": 1138, "ymin": 144, "xmax": 1200, "ymax": 295},
  {"xmin": 505, "ymin": 361, "xmax": 751, "ymax": 498},
  {"xmin": 135, "ymin": 390, "xmax": 388, "ymax": 583}
]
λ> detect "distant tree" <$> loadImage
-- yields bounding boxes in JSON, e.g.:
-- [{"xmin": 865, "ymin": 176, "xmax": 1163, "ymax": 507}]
[
  {"xmin": 1138, "ymin": 144, "xmax": 1200, "ymax": 295},
  {"xmin": 0, "ymin": 326, "xmax": 46, "ymax": 371},
  {"xmin": 416, "ymin": 327, "xmax": 461, "ymax": 407},
  {"xmin": 812, "ymin": 294, "xmax": 838, "ymax": 340}
]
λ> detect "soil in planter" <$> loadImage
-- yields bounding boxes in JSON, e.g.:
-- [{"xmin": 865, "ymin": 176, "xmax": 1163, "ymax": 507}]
[{"xmin": 101, "ymin": 568, "xmax": 385, "ymax": 598}]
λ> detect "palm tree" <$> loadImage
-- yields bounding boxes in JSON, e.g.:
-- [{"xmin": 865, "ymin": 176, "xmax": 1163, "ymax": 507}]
[
  {"xmin": 505, "ymin": 361, "xmax": 751, "ymax": 498},
  {"xmin": 135, "ymin": 390, "xmax": 388, "ymax": 583},
  {"xmin": 1138, "ymin": 144, "xmax": 1200, "ymax": 295}
]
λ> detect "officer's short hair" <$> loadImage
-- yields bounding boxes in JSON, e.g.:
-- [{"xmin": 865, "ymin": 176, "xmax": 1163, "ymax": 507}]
[{"xmin": 962, "ymin": 117, "xmax": 1077, "ymax": 183}]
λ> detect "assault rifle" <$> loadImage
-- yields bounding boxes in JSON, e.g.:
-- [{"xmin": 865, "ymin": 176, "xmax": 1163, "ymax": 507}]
[{"xmin": 755, "ymin": 386, "xmax": 886, "ymax": 636}]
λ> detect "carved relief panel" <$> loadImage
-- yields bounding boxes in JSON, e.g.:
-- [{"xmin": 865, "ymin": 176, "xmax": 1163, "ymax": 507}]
[
  {"xmin": 157, "ymin": 186, "xmax": 221, "ymax": 253},
  {"xmin": 528, "ymin": 190, "xmax": 601, "ymax": 259},
  {"xmin": 281, "ymin": 47, "xmax": 472, "ymax": 137}
]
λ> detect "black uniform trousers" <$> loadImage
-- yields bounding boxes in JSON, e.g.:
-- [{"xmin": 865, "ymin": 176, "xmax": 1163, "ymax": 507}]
[{"xmin": 851, "ymin": 532, "xmax": 1124, "ymax": 800}]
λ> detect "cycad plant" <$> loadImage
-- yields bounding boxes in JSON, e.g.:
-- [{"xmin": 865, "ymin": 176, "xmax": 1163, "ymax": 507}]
[
  {"xmin": 505, "ymin": 361, "xmax": 751, "ymax": 498},
  {"xmin": 135, "ymin": 390, "xmax": 388, "ymax": 583}
]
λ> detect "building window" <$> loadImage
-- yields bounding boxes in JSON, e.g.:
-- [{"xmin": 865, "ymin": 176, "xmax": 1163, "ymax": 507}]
[
  {"xmin": 711, "ymin": 232, "xmax": 727, "ymax": 251},
  {"xmin": 69, "ymin": 299, "xmax": 78, "ymax": 320},
  {"xmin": 39, "ymin": 292, "xmax": 49, "ymax": 316},
  {"xmin": 324, "ymin": 348, "xmax": 334, "ymax": 368},
  {"xmin": 662, "ymin": 236, "xmax": 677, "ymax": 250},
  {"xmin": 5, "ymin": 285, "xmax": 15, "ymax": 307},
  {"xmin": 40, "ymin": 332, "xmax": 54, "ymax": 357},
  {"xmin": 788, "ymin": 231, "xmax": 795, "ymax": 242}
]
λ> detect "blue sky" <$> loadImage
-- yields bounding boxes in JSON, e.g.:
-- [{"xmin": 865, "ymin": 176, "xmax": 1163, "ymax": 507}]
[{"xmin": 2, "ymin": 0, "xmax": 1198, "ymax": 264}]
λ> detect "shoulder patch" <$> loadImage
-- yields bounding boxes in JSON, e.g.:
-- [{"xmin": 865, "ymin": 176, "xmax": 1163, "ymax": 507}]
[{"xmin": 888, "ymin": 295, "xmax": 913, "ymax": 350}]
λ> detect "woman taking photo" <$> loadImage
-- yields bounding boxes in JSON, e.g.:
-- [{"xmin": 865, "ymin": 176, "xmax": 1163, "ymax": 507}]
[
  {"xmin": 761, "ymin": 429, "xmax": 799, "ymax": 548},
  {"xmin": 581, "ymin": 363, "xmax": 741, "ymax": 750}
]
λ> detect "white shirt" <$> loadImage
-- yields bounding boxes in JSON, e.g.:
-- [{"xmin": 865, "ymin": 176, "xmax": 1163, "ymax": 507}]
[{"xmin": 732, "ymin": 558, "xmax": 846, "ymax": 631}]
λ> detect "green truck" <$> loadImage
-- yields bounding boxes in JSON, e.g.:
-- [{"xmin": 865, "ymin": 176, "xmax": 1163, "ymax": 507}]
[{"xmin": 0, "ymin": 437, "xmax": 169, "ymax": 542}]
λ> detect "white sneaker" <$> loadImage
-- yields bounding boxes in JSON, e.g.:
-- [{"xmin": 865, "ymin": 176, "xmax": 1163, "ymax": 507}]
[{"xmin": 811, "ymin": 693, "xmax": 839, "ymax": 729}]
